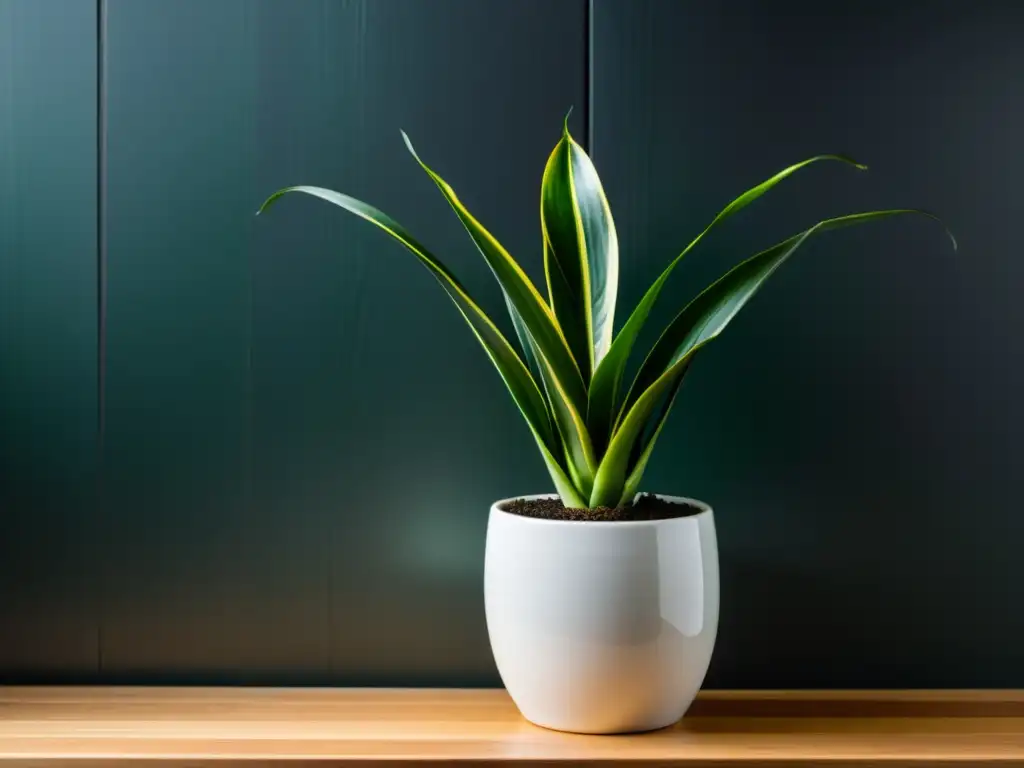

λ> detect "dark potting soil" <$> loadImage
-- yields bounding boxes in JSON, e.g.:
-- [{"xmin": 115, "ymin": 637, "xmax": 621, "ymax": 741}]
[{"xmin": 502, "ymin": 494, "xmax": 703, "ymax": 522}]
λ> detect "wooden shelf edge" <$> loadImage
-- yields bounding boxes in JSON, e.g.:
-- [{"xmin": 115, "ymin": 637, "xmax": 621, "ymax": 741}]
[{"xmin": 2, "ymin": 687, "xmax": 1023, "ymax": 766}]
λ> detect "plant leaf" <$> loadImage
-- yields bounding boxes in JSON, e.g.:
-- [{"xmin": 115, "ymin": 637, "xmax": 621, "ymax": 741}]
[
  {"xmin": 588, "ymin": 209, "xmax": 956, "ymax": 507},
  {"xmin": 401, "ymin": 132, "xmax": 596, "ymax": 491},
  {"xmin": 617, "ymin": 368, "xmax": 687, "ymax": 508},
  {"xmin": 587, "ymin": 154, "xmax": 866, "ymax": 450},
  {"xmin": 514, "ymin": 324, "xmax": 595, "ymax": 497},
  {"xmin": 505, "ymin": 285, "xmax": 595, "ymax": 499},
  {"xmin": 616, "ymin": 360, "xmax": 691, "ymax": 507},
  {"xmin": 504, "ymin": 291, "xmax": 542, "ymax": 383},
  {"xmin": 257, "ymin": 185, "xmax": 586, "ymax": 508},
  {"xmin": 400, "ymin": 131, "xmax": 585, "ymax": 408},
  {"xmin": 542, "ymin": 119, "xmax": 619, "ymax": 381},
  {"xmin": 536, "ymin": 347, "xmax": 597, "ymax": 498}
]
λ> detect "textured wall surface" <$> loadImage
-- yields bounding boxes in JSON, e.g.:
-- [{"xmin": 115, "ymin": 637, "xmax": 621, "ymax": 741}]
[
  {"xmin": 593, "ymin": 0, "xmax": 1024, "ymax": 686},
  {"xmin": 1, "ymin": 0, "xmax": 1021, "ymax": 686},
  {"xmin": 0, "ymin": 0, "xmax": 98, "ymax": 676}
]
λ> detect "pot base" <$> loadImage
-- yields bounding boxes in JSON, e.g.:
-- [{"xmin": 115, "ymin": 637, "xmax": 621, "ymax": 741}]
[{"xmin": 523, "ymin": 708, "xmax": 688, "ymax": 735}]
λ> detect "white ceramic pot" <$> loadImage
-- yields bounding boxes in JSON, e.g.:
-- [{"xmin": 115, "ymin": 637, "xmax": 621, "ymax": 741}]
[{"xmin": 484, "ymin": 493, "xmax": 719, "ymax": 734}]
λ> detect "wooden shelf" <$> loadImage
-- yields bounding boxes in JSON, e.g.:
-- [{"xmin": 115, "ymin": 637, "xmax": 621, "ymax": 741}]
[{"xmin": 1, "ymin": 687, "xmax": 1022, "ymax": 766}]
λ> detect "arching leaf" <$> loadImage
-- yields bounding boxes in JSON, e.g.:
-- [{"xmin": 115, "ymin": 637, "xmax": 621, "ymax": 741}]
[
  {"xmin": 587, "ymin": 154, "xmax": 867, "ymax": 450},
  {"xmin": 589, "ymin": 209, "xmax": 956, "ymax": 507},
  {"xmin": 258, "ymin": 185, "xmax": 586, "ymax": 508}
]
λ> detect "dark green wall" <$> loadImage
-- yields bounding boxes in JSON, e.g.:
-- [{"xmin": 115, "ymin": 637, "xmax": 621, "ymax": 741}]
[
  {"xmin": 593, "ymin": 0, "xmax": 1024, "ymax": 687},
  {"xmin": 100, "ymin": 0, "xmax": 585, "ymax": 684},
  {"xmin": 2, "ymin": 0, "xmax": 1022, "ymax": 686},
  {"xmin": 0, "ymin": 0, "xmax": 98, "ymax": 675}
]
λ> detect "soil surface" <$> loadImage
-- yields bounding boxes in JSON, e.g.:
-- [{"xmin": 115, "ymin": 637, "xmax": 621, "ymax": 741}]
[{"xmin": 502, "ymin": 494, "xmax": 703, "ymax": 522}]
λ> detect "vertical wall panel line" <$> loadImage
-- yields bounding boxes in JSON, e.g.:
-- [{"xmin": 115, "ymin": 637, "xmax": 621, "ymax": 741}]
[
  {"xmin": 584, "ymin": 0, "xmax": 593, "ymax": 154},
  {"xmin": 95, "ymin": 0, "xmax": 107, "ymax": 675}
]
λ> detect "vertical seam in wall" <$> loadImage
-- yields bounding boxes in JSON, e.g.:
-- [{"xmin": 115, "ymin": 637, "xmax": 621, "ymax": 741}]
[
  {"xmin": 584, "ymin": 0, "xmax": 593, "ymax": 154},
  {"xmin": 95, "ymin": 0, "xmax": 107, "ymax": 676}
]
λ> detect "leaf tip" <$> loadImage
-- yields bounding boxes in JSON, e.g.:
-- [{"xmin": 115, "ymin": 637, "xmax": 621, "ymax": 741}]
[
  {"xmin": 255, "ymin": 192, "xmax": 280, "ymax": 217},
  {"xmin": 562, "ymin": 106, "xmax": 574, "ymax": 137},
  {"xmin": 919, "ymin": 210, "xmax": 958, "ymax": 252},
  {"xmin": 400, "ymin": 129, "xmax": 419, "ymax": 160},
  {"xmin": 835, "ymin": 154, "xmax": 869, "ymax": 171}
]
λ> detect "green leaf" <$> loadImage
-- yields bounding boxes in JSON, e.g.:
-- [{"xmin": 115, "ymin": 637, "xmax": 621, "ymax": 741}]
[
  {"xmin": 508, "ymin": 307, "xmax": 596, "ymax": 498},
  {"xmin": 504, "ymin": 291, "xmax": 542, "ymax": 383},
  {"xmin": 501, "ymin": 295, "xmax": 596, "ymax": 499},
  {"xmin": 587, "ymin": 154, "xmax": 866, "ymax": 451},
  {"xmin": 400, "ymin": 132, "xmax": 585, "ymax": 407},
  {"xmin": 401, "ymin": 132, "xmax": 596, "ymax": 493},
  {"xmin": 541, "ymin": 119, "xmax": 619, "ymax": 381},
  {"xmin": 257, "ymin": 185, "xmax": 586, "ymax": 508},
  {"xmin": 617, "ymin": 368, "xmax": 687, "ymax": 508},
  {"xmin": 532, "ymin": 340, "xmax": 597, "ymax": 499},
  {"xmin": 588, "ymin": 209, "xmax": 956, "ymax": 508}
]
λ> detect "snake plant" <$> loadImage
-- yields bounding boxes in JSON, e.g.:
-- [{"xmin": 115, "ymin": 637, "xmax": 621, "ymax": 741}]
[{"xmin": 259, "ymin": 119, "xmax": 954, "ymax": 509}]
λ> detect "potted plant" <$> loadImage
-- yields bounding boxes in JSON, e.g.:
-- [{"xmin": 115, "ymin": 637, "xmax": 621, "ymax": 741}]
[{"xmin": 259, "ymin": 118, "xmax": 953, "ymax": 734}]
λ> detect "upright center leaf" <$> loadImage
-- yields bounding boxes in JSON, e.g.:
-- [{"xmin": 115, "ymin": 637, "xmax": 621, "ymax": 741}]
[{"xmin": 541, "ymin": 123, "xmax": 619, "ymax": 384}]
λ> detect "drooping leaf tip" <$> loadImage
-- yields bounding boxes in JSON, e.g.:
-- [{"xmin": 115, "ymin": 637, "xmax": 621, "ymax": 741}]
[
  {"xmin": 255, "ymin": 192, "xmax": 280, "ymax": 216},
  {"xmin": 829, "ymin": 153, "xmax": 868, "ymax": 171},
  {"xmin": 917, "ymin": 210, "xmax": 958, "ymax": 251},
  {"xmin": 399, "ymin": 129, "xmax": 418, "ymax": 159}
]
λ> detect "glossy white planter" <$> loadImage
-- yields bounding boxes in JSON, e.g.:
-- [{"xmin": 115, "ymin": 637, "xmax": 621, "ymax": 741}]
[{"xmin": 484, "ymin": 493, "xmax": 719, "ymax": 734}]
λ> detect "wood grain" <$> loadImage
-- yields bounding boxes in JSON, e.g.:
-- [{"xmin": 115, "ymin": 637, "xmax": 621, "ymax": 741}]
[{"xmin": 1, "ymin": 688, "xmax": 1022, "ymax": 766}]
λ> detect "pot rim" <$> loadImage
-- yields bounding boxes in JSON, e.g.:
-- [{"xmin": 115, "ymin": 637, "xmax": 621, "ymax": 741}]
[{"xmin": 490, "ymin": 492, "xmax": 713, "ymax": 527}]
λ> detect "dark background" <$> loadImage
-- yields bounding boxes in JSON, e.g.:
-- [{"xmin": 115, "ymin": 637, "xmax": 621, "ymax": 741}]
[{"xmin": 1, "ymin": 0, "xmax": 1021, "ymax": 687}]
